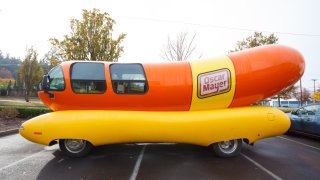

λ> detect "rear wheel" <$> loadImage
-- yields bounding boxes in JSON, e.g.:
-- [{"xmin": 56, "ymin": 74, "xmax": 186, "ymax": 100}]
[
  {"xmin": 211, "ymin": 139, "xmax": 242, "ymax": 158},
  {"xmin": 59, "ymin": 139, "xmax": 92, "ymax": 157}
]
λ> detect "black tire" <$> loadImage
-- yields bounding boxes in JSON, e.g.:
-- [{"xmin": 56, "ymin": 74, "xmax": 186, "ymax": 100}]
[
  {"xmin": 211, "ymin": 139, "xmax": 242, "ymax": 158},
  {"xmin": 59, "ymin": 139, "xmax": 93, "ymax": 157}
]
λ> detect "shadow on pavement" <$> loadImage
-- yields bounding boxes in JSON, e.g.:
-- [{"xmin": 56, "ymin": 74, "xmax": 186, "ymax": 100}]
[
  {"xmin": 37, "ymin": 143, "xmax": 271, "ymax": 180},
  {"xmin": 36, "ymin": 144, "xmax": 142, "ymax": 180}
]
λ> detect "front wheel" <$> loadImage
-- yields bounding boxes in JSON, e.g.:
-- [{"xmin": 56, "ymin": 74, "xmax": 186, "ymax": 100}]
[
  {"xmin": 210, "ymin": 139, "xmax": 242, "ymax": 158},
  {"xmin": 59, "ymin": 139, "xmax": 93, "ymax": 157}
]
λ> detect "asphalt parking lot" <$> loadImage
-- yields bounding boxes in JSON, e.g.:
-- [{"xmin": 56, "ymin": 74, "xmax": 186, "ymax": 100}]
[{"xmin": 0, "ymin": 133, "xmax": 319, "ymax": 180}]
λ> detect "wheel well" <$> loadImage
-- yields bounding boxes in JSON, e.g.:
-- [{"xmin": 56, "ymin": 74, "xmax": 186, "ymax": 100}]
[
  {"xmin": 208, "ymin": 138, "xmax": 249, "ymax": 147},
  {"xmin": 49, "ymin": 140, "xmax": 58, "ymax": 146},
  {"xmin": 53, "ymin": 138, "xmax": 94, "ymax": 146},
  {"xmin": 242, "ymin": 138, "xmax": 254, "ymax": 145}
]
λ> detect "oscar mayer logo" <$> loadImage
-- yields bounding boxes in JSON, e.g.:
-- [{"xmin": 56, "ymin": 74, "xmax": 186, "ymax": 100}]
[{"xmin": 197, "ymin": 69, "xmax": 231, "ymax": 98}]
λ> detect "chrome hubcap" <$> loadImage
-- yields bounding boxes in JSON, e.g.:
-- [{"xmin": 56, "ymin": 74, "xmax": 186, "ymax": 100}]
[
  {"xmin": 218, "ymin": 140, "xmax": 238, "ymax": 154},
  {"xmin": 64, "ymin": 139, "xmax": 86, "ymax": 153}
]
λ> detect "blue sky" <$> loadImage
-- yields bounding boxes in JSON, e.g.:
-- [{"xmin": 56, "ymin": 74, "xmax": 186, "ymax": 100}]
[{"xmin": 0, "ymin": 0, "xmax": 319, "ymax": 91}]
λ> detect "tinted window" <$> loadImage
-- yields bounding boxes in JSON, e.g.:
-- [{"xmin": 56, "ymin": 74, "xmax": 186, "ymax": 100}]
[
  {"xmin": 110, "ymin": 64, "xmax": 148, "ymax": 94},
  {"xmin": 71, "ymin": 62, "xmax": 106, "ymax": 94},
  {"xmin": 48, "ymin": 66, "xmax": 65, "ymax": 91},
  {"xmin": 71, "ymin": 63, "xmax": 105, "ymax": 80},
  {"xmin": 298, "ymin": 105, "xmax": 318, "ymax": 115}
]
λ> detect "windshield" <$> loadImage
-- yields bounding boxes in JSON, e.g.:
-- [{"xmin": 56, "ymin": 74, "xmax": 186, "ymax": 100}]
[{"xmin": 48, "ymin": 66, "xmax": 65, "ymax": 91}]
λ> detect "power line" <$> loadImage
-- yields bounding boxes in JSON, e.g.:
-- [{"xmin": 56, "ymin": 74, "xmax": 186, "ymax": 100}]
[{"xmin": 116, "ymin": 15, "xmax": 320, "ymax": 37}]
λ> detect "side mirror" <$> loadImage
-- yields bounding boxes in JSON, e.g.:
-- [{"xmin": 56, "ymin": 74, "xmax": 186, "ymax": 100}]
[
  {"xmin": 291, "ymin": 110, "xmax": 297, "ymax": 115},
  {"xmin": 41, "ymin": 75, "xmax": 54, "ymax": 98},
  {"xmin": 41, "ymin": 75, "xmax": 50, "ymax": 91},
  {"xmin": 292, "ymin": 109, "xmax": 303, "ymax": 116}
]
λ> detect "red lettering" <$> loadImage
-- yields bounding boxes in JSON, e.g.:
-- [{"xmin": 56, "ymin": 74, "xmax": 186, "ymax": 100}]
[
  {"xmin": 203, "ymin": 84, "xmax": 209, "ymax": 91},
  {"xmin": 200, "ymin": 71, "xmax": 230, "ymax": 96},
  {"xmin": 204, "ymin": 77, "xmax": 209, "ymax": 84}
]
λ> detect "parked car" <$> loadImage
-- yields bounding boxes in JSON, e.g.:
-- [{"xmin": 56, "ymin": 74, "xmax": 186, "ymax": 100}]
[{"xmin": 287, "ymin": 104, "xmax": 320, "ymax": 138}]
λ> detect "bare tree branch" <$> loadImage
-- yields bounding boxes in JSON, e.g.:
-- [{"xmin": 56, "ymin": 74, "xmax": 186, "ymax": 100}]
[{"xmin": 161, "ymin": 31, "xmax": 198, "ymax": 61}]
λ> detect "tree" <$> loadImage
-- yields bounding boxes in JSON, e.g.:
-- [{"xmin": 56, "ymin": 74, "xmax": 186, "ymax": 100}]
[
  {"xmin": 275, "ymin": 86, "xmax": 297, "ymax": 107},
  {"xmin": 0, "ymin": 51, "xmax": 22, "ymax": 79},
  {"xmin": 312, "ymin": 92, "xmax": 320, "ymax": 102},
  {"xmin": 312, "ymin": 85, "xmax": 320, "ymax": 102},
  {"xmin": 161, "ymin": 31, "xmax": 199, "ymax": 61},
  {"xmin": 13, "ymin": 80, "xmax": 17, "ymax": 89},
  {"xmin": 230, "ymin": 32, "xmax": 278, "ymax": 52},
  {"xmin": 6, "ymin": 80, "xmax": 13, "ymax": 96},
  {"xmin": 50, "ymin": 8, "xmax": 126, "ymax": 62},
  {"xmin": 0, "ymin": 67, "xmax": 12, "ymax": 78},
  {"xmin": 40, "ymin": 47, "xmax": 61, "ymax": 74},
  {"xmin": 293, "ymin": 88, "xmax": 311, "ymax": 104},
  {"xmin": 17, "ymin": 47, "xmax": 43, "ymax": 102}
]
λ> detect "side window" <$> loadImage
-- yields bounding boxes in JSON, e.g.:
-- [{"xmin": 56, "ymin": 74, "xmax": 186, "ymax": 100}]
[
  {"xmin": 48, "ymin": 66, "xmax": 65, "ymax": 91},
  {"xmin": 71, "ymin": 62, "xmax": 106, "ymax": 94},
  {"xmin": 110, "ymin": 64, "xmax": 148, "ymax": 94}
]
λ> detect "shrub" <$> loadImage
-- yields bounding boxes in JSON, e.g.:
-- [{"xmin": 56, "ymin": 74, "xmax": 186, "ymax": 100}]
[
  {"xmin": 0, "ymin": 108, "xmax": 19, "ymax": 120},
  {"xmin": 15, "ymin": 107, "xmax": 51, "ymax": 118},
  {"xmin": 0, "ymin": 106, "xmax": 51, "ymax": 119},
  {"xmin": 0, "ymin": 89, "xmax": 7, "ymax": 96}
]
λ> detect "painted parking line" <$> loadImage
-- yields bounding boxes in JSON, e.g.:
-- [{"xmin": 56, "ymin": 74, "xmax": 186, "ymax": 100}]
[
  {"xmin": 241, "ymin": 153, "xmax": 282, "ymax": 180},
  {"xmin": 130, "ymin": 145, "xmax": 147, "ymax": 180},
  {"xmin": 278, "ymin": 136, "xmax": 320, "ymax": 151},
  {"xmin": 0, "ymin": 149, "xmax": 46, "ymax": 171}
]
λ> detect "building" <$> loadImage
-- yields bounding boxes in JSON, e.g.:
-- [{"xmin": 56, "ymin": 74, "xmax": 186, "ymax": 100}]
[{"xmin": 268, "ymin": 98, "xmax": 312, "ymax": 107}]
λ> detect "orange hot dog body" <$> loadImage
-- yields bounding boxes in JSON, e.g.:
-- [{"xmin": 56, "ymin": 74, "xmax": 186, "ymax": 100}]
[
  {"xmin": 228, "ymin": 45, "xmax": 304, "ymax": 107},
  {"xmin": 38, "ymin": 45, "xmax": 304, "ymax": 111}
]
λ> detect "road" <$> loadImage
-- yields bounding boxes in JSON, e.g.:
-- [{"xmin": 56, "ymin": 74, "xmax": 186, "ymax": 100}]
[{"xmin": 0, "ymin": 133, "xmax": 319, "ymax": 180}]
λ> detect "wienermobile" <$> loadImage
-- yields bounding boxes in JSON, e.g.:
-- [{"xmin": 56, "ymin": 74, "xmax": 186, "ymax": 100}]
[{"xmin": 19, "ymin": 45, "xmax": 305, "ymax": 157}]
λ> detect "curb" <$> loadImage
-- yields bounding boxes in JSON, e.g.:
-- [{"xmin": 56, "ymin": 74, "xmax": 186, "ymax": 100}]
[{"xmin": 0, "ymin": 129, "xmax": 19, "ymax": 137}]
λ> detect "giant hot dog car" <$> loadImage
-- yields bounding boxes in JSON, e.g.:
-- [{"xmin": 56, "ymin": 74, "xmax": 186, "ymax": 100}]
[{"xmin": 19, "ymin": 45, "xmax": 305, "ymax": 157}]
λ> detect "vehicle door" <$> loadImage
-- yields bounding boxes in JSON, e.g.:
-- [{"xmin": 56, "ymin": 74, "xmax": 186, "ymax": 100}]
[
  {"xmin": 302, "ymin": 105, "xmax": 318, "ymax": 135},
  {"xmin": 290, "ymin": 107, "xmax": 306, "ymax": 132},
  {"xmin": 303, "ymin": 105, "xmax": 320, "ymax": 136}
]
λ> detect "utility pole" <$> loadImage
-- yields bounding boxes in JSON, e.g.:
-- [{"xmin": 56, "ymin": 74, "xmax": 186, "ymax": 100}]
[
  {"xmin": 300, "ymin": 79, "xmax": 303, "ymax": 107},
  {"xmin": 311, "ymin": 79, "xmax": 317, "ymax": 103}
]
